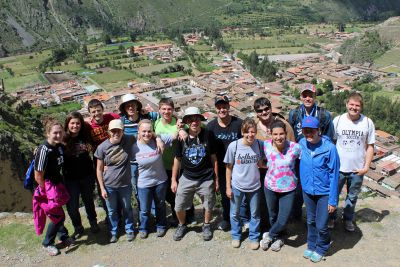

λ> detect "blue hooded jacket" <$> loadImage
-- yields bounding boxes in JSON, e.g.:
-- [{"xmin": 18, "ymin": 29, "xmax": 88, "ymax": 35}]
[{"xmin": 299, "ymin": 136, "xmax": 340, "ymax": 206}]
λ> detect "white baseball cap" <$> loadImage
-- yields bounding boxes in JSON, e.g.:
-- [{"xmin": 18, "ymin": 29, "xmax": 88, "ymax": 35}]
[
  {"xmin": 182, "ymin": 107, "xmax": 206, "ymax": 123},
  {"xmin": 108, "ymin": 119, "xmax": 124, "ymax": 130}
]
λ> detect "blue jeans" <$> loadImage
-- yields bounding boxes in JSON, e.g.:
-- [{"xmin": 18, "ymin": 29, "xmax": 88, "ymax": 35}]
[
  {"xmin": 303, "ymin": 192, "xmax": 330, "ymax": 256},
  {"xmin": 137, "ymin": 182, "xmax": 167, "ymax": 233},
  {"xmin": 331, "ymin": 172, "xmax": 363, "ymax": 221},
  {"xmin": 230, "ymin": 187, "xmax": 261, "ymax": 242},
  {"xmin": 42, "ymin": 219, "xmax": 69, "ymax": 247},
  {"xmin": 65, "ymin": 175, "xmax": 97, "ymax": 229},
  {"xmin": 264, "ymin": 188, "xmax": 295, "ymax": 239},
  {"xmin": 105, "ymin": 186, "xmax": 134, "ymax": 236},
  {"xmin": 219, "ymin": 170, "xmax": 249, "ymax": 224}
]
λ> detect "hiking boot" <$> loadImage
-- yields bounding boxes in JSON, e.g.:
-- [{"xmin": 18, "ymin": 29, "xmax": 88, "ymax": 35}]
[
  {"xmin": 310, "ymin": 252, "xmax": 324, "ymax": 263},
  {"xmin": 43, "ymin": 245, "xmax": 60, "ymax": 256},
  {"xmin": 270, "ymin": 239, "xmax": 284, "ymax": 252},
  {"xmin": 249, "ymin": 241, "xmax": 259, "ymax": 250},
  {"xmin": 157, "ymin": 228, "xmax": 167, "ymax": 237},
  {"xmin": 127, "ymin": 232, "xmax": 134, "ymax": 242},
  {"xmin": 344, "ymin": 220, "xmax": 355, "ymax": 232},
  {"xmin": 139, "ymin": 231, "xmax": 148, "ymax": 239},
  {"xmin": 217, "ymin": 220, "xmax": 230, "ymax": 231},
  {"xmin": 72, "ymin": 226, "xmax": 84, "ymax": 239},
  {"xmin": 202, "ymin": 223, "xmax": 213, "ymax": 241},
  {"xmin": 90, "ymin": 222, "xmax": 100, "ymax": 233},
  {"xmin": 327, "ymin": 219, "xmax": 335, "ymax": 229},
  {"xmin": 260, "ymin": 232, "xmax": 272, "ymax": 251},
  {"xmin": 303, "ymin": 249, "xmax": 313, "ymax": 259},
  {"xmin": 173, "ymin": 224, "xmax": 187, "ymax": 241},
  {"xmin": 231, "ymin": 239, "xmax": 240, "ymax": 248},
  {"xmin": 109, "ymin": 235, "xmax": 118, "ymax": 243}
]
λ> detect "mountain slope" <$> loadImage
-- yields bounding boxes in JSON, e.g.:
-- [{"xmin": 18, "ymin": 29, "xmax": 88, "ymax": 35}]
[{"xmin": 1, "ymin": 0, "xmax": 400, "ymax": 54}]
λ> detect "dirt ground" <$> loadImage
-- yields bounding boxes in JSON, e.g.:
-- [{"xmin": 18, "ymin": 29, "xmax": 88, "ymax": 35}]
[{"xmin": 1, "ymin": 196, "xmax": 399, "ymax": 267}]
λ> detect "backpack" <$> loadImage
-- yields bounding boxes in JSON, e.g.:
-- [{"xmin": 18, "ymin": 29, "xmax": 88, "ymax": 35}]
[{"xmin": 24, "ymin": 159, "xmax": 37, "ymax": 190}]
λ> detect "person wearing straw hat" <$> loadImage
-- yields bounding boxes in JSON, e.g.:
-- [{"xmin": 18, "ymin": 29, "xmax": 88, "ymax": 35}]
[{"xmin": 171, "ymin": 107, "xmax": 219, "ymax": 242}]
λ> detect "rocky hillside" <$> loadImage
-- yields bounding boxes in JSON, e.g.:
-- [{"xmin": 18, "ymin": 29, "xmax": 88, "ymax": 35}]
[
  {"xmin": 0, "ymin": 92, "xmax": 42, "ymax": 211},
  {"xmin": 1, "ymin": 0, "xmax": 400, "ymax": 55}
]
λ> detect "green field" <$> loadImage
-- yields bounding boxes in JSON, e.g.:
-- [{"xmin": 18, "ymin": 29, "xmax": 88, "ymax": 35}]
[
  {"xmin": 133, "ymin": 60, "xmax": 190, "ymax": 75},
  {"xmin": 374, "ymin": 48, "xmax": 400, "ymax": 69},
  {"xmin": 3, "ymin": 73, "xmax": 47, "ymax": 92},
  {"xmin": 225, "ymin": 34, "xmax": 329, "ymax": 52}
]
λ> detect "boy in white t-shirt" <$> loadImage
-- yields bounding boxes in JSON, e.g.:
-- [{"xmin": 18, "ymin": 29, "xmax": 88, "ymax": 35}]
[{"xmin": 329, "ymin": 92, "xmax": 375, "ymax": 232}]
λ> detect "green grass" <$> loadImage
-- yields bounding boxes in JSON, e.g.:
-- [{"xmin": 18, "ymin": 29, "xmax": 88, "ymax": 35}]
[
  {"xmin": 133, "ymin": 60, "xmax": 190, "ymax": 75},
  {"xmin": 240, "ymin": 46, "xmax": 319, "ymax": 55},
  {"xmin": 0, "ymin": 223, "xmax": 42, "ymax": 252},
  {"xmin": 90, "ymin": 69, "xmax": 137, "ymax": 85},
  {"xmin": 158, "ymin": 71, "xmax": 186, "ymax": 78},
  {"xmin": 379, "ymin": 66, "xmax": 400, "ymax": 73},
  {"xmin": 4, "ymin": 73, "xmax": 47, "ymax": 92},
  {"xmin": 374, "ymin": 48, "xmax": 400, "ymax": 69},
  {"xmin": 372, "ymin": 90, "xmax": 400, "ymax": 100},
  {"xmin": 225, "ymin": 34, "xmax": 329, "ymax": 51}
]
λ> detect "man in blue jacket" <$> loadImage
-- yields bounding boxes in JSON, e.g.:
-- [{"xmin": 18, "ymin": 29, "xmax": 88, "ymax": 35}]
[
  {"xmin": 288, "ymin": 83, "xmax": 335, "ymax": 220},
  {"xmin": 299, "ymin": 116, "xmax": 339, "ymax": 262}
]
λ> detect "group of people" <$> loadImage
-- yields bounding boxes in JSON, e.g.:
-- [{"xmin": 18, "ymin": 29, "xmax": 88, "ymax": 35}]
[{"xmin": 33, "ymin": 83, "xmax": 375, "ymax": 263}]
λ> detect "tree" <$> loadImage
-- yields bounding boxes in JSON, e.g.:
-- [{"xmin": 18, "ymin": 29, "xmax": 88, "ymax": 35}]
[
  {"xmin": 311, "ymin": 78, "xmax": 318, "ymax": 84},
  {"xmin": 323, "ymin": 79, "xmax": 334, "ymax": 91},
  {"xmin": 103, "ymin": 34, "xmax": 112, "ymax": 45},
  {"xmin": 52, "ymin": 49, "xmax": 67, "ymax": 63},
  {"xmin": 82, "ymin": 44, "xmax": 88, "ymax": 56}
]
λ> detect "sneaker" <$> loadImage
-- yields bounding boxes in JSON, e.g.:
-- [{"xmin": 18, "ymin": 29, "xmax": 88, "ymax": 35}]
[
  {"xmin": 260, "ymin": 232, "xmax": 273, "ymax": 251},
  {"xmin": 157, "ymin": 228, "xmax": 167, "ymax": 237},
  {"xmin": 231, "ymin": 239, "xmax": 240, "ymax": 248},
  {"xmin": 344, "ymin": 220, "xmax": 355, "ymax": 232},
  {"xmin": 72, "ymin": 226, "xmax": 84, "ymax": 239},
  {"xmin": 327, "ymin": 219, "xmax": 335, "ymax": 229},
  {"xmin": 43, "ymin": 245, "xmax": 60, "ymax": 256},
  {"xmin": 249, "ymin": 241, "xmax": 259, "ymax": 250},
  {"xmin": 303, "ymin": 249, "xmax": 313, "ymax": 259},
  {"xmin": 90, "ymin": 222, "xmax": 100, "ymax": 233},
  {"xmin": 310, "ymin": 252, "xmax": 324, "ymax": 263},
  {"xmin": 202, "ymin": 223, "xmax": 213, "ymax": 241},
  {"xmin": 139, "ymin": 231, "xmax": 148, "ymax": 239},
  {"xmin": 127, "ymin": 232, "xmax": 134, "ymax": 242},
  {"xmin": 217, "ymin": 220, "xmax": 230, "ymax": 231},
  {"xmin": 270, "ymin": 239, "xmax": 284, "ymax": 252},
  {"xmin": 173, "ymin": 224, "xmax": 187, "ymax": 241},
  {"xmin": 110, "ymin": 235, "xmax": 118, "ymax": 243}
]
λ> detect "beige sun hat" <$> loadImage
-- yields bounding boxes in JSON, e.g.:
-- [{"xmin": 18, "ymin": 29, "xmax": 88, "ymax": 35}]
[
  {"xmin": 108, "ymin": 119, "xmax": 124, "ymax": 130},
  {"xmin": 182, "ymin": 107, "xmax": 206, "ymax": 123},
  {"xmin": 119, "ymin": 93, "xmax": 142, "ymax": 114}
]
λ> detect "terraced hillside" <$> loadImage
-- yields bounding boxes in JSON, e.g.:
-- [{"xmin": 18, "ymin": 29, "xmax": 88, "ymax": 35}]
[{"xmin": 1, "ymin": 0, "xmax": 400, "ymax": 55}]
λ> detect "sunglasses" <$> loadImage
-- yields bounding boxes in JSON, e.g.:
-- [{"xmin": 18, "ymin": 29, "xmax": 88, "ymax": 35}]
[{"xmin": 255, "ymin": 106, "xmax": 271, "ymax": 113}]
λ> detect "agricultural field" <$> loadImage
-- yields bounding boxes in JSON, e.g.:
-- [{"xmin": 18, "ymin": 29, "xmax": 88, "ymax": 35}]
[
  {"xmin": 224, "ymin": 34, "xmax": 330, "ymax": 55},
  {"xmin": 90, "ymin": 70, "xmax": 139, "ymax": 90},
  {"xmin": 133, "ymin": 60, "xmax": 190, "ymax": 75},
  {"xmin": 374, "ymin": 47, "xmax": 400, "ymax": 72}
]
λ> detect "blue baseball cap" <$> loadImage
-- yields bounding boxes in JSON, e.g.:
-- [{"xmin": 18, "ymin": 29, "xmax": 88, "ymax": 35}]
[{"xmin": 302, "ymin": 116, "xmax": 319, "ymax": 129}]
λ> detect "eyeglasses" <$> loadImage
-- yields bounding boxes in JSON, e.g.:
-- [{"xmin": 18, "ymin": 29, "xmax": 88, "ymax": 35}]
[
  {"xmin": 186, "ymin": 115, "xmax": 201, "ymax": 123},
  {"xmin": 255, "ymin": 106, "xmax": 271, "ymax": 113}
]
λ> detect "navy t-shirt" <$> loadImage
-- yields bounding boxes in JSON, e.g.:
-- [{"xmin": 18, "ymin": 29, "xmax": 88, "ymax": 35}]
[
  {"xmin": 206, "ymin": 116, "xmax": 242, "ymax": 169},
  {"xmin": 175, "ymin": 129, "xmax": 216, "ymax": 181}
]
